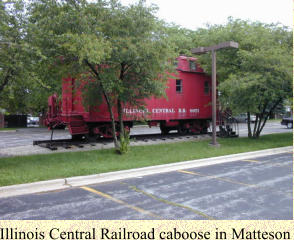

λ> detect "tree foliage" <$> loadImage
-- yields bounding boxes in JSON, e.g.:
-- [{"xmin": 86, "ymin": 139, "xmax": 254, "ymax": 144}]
[
  {"xmin": 163, "ymin": 24, "xmax": 196, "ymax": 56},
  {"xmin": 194, "ymin": 18, "xmax": 292, "ymax": 138},
  {"xmin": 0, "ymin": 0, "xmax": 59, "ymax": 114},
  {"xmin": 29, "ymin": 0, "xmax": 176, "ymax": 151},
  {"xmin": 0, "ymin": 0, "xmax": 30, "ymax": 113}
]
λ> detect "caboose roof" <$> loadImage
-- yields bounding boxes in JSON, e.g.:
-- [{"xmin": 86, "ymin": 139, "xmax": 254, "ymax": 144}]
[
  {"xmin": 177, "ymin": 55, "xmax": 198, "ymax": 61},
  {"xmin": 176, "ymin": 55, "xmax": 204, "ymax": 73}
]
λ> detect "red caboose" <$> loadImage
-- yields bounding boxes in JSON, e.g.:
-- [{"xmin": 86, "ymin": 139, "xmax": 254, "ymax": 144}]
[{"xmin": 45, "ymin": 56, "xmax": 212, "ymax": 138}]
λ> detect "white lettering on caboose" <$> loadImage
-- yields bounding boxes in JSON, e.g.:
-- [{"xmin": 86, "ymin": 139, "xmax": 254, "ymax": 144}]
[
  {"xmin": 152, "ymin": 108, "xmax": 175, "ymax": 113},
  {"xmin": 123, "ymin": 108, "xmax": 200, "ymax": 115},
  {"xmin": 190, "ymin": 108, "xmax": 200, "ymax": 113},
  {"xmin": 123, "ymin": 108, "xmax": 148, "ymax": 114}
]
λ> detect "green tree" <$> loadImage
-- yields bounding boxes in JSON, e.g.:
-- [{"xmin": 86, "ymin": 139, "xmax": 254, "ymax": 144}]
[
  {"xmin": 163, "ymin": 24, "xmax": 195, "ymax": 56},
  {"xmin": 29, "ymin": 0, "xmax": 175, "ymax": 151},
  {"xmin": 95, "ymin": 0, "xmax": 176, "ymax": 153},
  {"xmin": 0, "ymin": 0, "xmax": 29, "ymax": 112},
  {"xmin": 0, "ymin": 0, "xmax": 52, "ymax": 115},
  {"xmin": 194, "ymin": 18, "xmax": 292, "ymax": 138}
]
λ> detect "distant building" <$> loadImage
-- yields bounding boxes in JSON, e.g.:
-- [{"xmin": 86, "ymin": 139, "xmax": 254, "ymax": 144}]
[{"xmin": 4, "ymin": 115, "xmax": 27, "ymax": 128}]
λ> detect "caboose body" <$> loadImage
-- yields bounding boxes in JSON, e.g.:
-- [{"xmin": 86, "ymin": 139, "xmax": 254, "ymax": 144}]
[{"xmin": 45, "ymin": 56, "xmax": 212, "ymax": 138}]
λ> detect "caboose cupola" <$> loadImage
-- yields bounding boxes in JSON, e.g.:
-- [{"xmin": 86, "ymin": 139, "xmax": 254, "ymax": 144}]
[{"xmin": 176, "ymin": 56, "xmax": 204, "ymax": 73}]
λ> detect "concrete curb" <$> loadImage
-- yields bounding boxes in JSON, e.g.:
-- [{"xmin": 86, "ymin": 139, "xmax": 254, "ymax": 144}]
[
  {"xmin": 0, "ymin": 146, "xmax": 292, "ymax": 199},
  {"xmin": 0, "ymin": 130, "xmax": 17, "ymax": 133},
  {"xmin": 0, "ymin": 179, "xmax": 66, "ymax": 198}
]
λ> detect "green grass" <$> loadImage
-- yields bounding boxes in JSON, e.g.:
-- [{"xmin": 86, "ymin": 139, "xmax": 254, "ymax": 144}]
[
  {"xmin": 0, "ymin": 132, "xmax": 292, "ymax": 187},
  {"xmin": 267, "ymin": 119, "xmax": 282, "ymax": 123},
  {"xmin": 0, "ymin": 128, "xmax": 17, "ymax": 131}
]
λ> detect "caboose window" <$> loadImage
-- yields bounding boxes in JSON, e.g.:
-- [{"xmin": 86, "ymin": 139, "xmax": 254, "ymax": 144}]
[
  {"xmin": 176, "ymin": 79, "xmax": 182, "ymax": 93},
  {"xmin": 189, "ymin": 61, "xmax": 197, "ymax": 71},
  {"xmin": 204, "ymin": 81, "xmax": 210, "ymax": 95}
]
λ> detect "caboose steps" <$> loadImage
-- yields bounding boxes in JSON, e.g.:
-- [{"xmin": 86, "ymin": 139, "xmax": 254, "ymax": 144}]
[{"xmin": 68, "ymin": 116, "xmax": 89, "ymax": 136}]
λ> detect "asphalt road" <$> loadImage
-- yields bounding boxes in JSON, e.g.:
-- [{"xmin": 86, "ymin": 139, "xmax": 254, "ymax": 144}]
[
  {"xmin": 0, "ymin": 122, "xmax": 291, "ymax": 149},
  {"xmin": 0, "ymin": 152, "xmax": 292, "ymax": 220}
]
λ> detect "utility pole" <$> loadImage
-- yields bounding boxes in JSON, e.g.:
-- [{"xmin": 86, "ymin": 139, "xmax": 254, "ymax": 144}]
[{"xmin": 191, "ymin": 41, "xmax": 239, "ymax": 146}]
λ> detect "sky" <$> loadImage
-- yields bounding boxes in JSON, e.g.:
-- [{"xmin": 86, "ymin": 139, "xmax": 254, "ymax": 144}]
[{"xmin": 120, "ymin": 0, "xmax": 292, "ymax": 30}]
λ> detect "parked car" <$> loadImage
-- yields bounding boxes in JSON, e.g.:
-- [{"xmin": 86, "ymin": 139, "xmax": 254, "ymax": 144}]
[
  {"xmin": 234, "ymin": 113, "xmax": 256, "ymax": 123},
  {"xmin": 281, "ymin": 117, "xmax": 293, "ymax": 129},
  {"xmin": 27, "ymin": 116, "xmax": 39, "ymax": 126}
]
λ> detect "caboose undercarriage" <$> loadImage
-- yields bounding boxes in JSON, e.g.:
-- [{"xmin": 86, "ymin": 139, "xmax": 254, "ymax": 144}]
[{"xmin": 48, "ymin": 115, "xmax": 210, "ymax": 140}]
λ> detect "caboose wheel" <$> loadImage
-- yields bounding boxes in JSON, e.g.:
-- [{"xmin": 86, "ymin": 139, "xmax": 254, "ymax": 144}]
[
  {"xmin": 160, "ymin": 127, "xmax": 169, "ymax": 135},
  {"xmin": 72, "ymin": 134, "xmax": 85, "ymax": 141},
  {"xmin": 201, "ymin": 127, "xmax": 208, "ymax": 134},
  {"xmin": 178, "ymin": 127, "xmax": 189, "ymax": 134}
]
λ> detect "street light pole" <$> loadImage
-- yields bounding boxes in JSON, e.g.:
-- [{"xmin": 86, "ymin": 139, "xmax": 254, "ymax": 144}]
[
  {"xmin": 191, "ymin": 41, "xmax": 238, "ymax": 146},
  {"xmin": 211, "ymin": 50, "xmax": 217, "ymax": 145}
]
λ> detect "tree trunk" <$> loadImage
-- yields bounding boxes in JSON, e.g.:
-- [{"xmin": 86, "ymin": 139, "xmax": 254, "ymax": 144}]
[
  {"xmin": 250, "ymin": 114, "xmax": 258, "ymax": 138},
  {"xmin": 253, "ymin": 113, "xmax": 264, "ymax": 138},
  {"xmin": 247, "ymin": 112, "xmax": 252, "ymax": 138},
  {"xmin": 100, "ymin": 88, "xmax": 119, "ymax": 149},
  {"xmin": 255, "ymin": 99, "xmax": 282, "ymax": 138},
  {"xmin": 84, "ymin": 60, "xmax": 119, "ymax": 149},
  {"xmin": 0, "ymin": 68, "xmax": 14, "ymax": 93},
  {"xmin": 256, "ymin": 115, "xmax": 268, "ymax": 137},
  {"xmin": 105, "ymin": 97, "xmax": 119, "ymax": 149},
  {"xmin": 118, "ymin": 63, "xmax": 126, "ymax": 138},
  {"xmin": 246, "ymin": 99, "xmax": 282, "ymax": 139},
  {"xmin": 117, "ymin": 99, "xmax": 124, "ymax": 137}
]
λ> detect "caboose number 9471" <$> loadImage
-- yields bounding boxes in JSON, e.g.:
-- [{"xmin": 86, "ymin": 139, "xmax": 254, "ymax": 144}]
[{"xmin": 44, "ymin": 56, "xmax": 213, "ymax": 138}]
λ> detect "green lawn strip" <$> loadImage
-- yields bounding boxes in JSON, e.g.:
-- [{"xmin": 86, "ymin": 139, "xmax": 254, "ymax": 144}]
[
  {"xmin": 0, "ymin": 128, "xmax": 18, "ymax": 131},
  {"xmin": 267, "ymin": 119, "xmax": 282, "ymax": 123},
  {"xmin": 0, "ymin": 132, "xmax": 292, "ymax": 187}
]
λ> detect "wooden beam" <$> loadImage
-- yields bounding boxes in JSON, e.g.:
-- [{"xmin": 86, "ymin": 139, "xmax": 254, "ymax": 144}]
[{"xmin": 191, "ymin": 41, "xmax": 239, "ymax": 54}]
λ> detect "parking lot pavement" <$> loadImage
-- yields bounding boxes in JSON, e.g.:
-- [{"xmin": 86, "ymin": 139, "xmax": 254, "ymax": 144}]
[
  {"xmin": 0, "ymin": 128, "xmax": 71, "ymax": 149},
  {"xmin": 237, "ymin": 122, "xmax": 292, "ymax": 137},
  {"xmin": 0, "ymin": 152, "xmax": 292, "ymax": 220}
]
